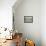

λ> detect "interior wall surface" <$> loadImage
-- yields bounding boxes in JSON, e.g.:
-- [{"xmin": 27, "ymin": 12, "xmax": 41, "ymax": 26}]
[{"xmin": 13, "ymin": 0, "xmax": 41, "ymax": 46}]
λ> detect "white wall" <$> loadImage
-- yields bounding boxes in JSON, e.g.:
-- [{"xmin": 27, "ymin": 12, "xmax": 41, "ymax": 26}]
[
  {"xmin": 0, "ymin": 0, "xmax": 16, "ymax": 30},
  {"xmin": 41, "ymin": 0, "xmax": 46, "ymax": 46},
  {"xmin": 13, "ymin": 0, "xmax": 41, "ymax": 46},
  {"xmin": 0, "ymin": 0, "xmax": 46, "ymax": 46}
]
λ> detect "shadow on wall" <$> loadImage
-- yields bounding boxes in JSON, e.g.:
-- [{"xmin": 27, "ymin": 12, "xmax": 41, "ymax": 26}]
[{"xmin": 12, "ymin": 0, "xmax": 41, "ymax": 46}]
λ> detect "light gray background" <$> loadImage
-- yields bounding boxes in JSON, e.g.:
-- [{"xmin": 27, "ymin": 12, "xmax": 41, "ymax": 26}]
[
  {"xmin": 13, "ymin": 0, "xmax": 41, "ymax": 46},
  {"xmin": 0, "ymin": 0, "xmax": 46, "ymax": 46}
]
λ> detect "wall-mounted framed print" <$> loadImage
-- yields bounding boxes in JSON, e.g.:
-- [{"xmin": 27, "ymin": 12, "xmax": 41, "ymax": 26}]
[{"xmin": 24, "ymin": 16, "xmax": 33, "ymax": 23}]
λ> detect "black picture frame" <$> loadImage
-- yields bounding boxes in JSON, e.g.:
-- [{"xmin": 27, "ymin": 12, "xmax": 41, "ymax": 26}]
[{"xmin": 24, "ymin": 16, "xmax": 33, "ymax": 23}]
